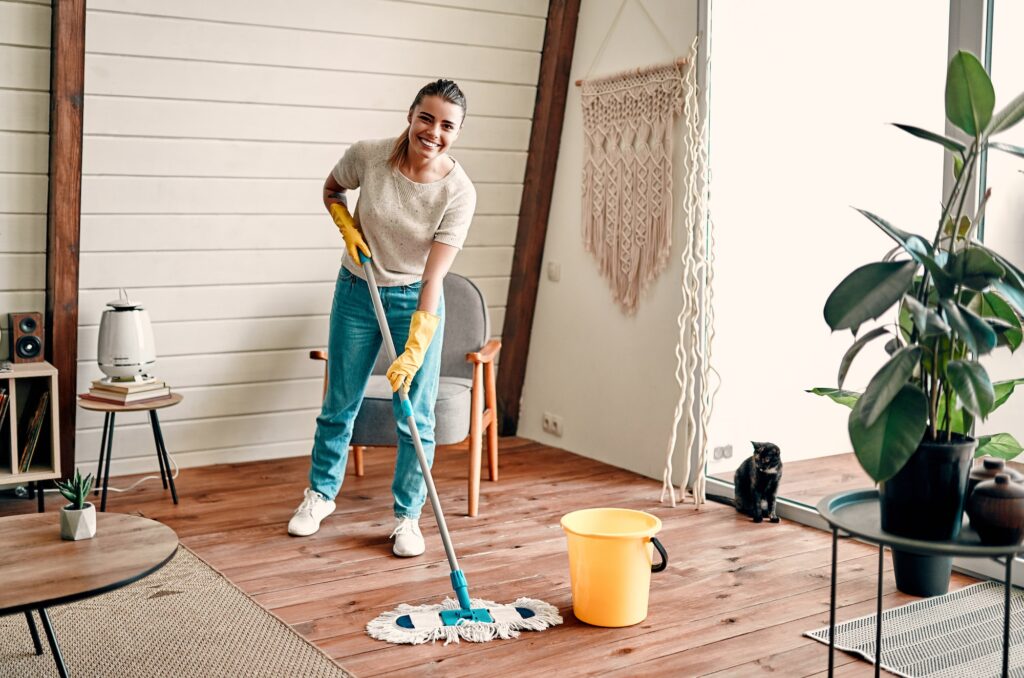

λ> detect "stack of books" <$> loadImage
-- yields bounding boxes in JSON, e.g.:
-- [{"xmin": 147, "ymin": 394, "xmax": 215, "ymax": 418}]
[
  {"xmin": 18, "ymin": 389, "xmax": 48, "ymax": 472},
  {"xmin": 0, "ymin": 386, "xmax": 9, "ymax": 433},
  {"xmin": 81, "ymin": 377, "xmax": 171, "ymax": 405}
]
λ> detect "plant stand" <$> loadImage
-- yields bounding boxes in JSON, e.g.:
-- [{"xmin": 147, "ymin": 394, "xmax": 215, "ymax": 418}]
[{"xmin": 818, "ymin": 489, "xmax": 1024, "ymax": 677}]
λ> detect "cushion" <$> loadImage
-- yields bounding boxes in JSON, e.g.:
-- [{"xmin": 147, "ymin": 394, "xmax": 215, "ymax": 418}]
[{"xmin": 351, "ymin": 376, "xmax": 473, "ymax": 446}]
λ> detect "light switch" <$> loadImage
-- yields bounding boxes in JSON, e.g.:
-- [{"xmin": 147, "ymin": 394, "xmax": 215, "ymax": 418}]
[{"xmin": 547, "ymin": 261, "xmax": 561, "ymax": 282}]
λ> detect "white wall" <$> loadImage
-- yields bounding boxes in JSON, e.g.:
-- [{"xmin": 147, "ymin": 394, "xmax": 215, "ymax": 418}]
[
  {"xmin": 519, "ymin": 0, "xmax": 700, "ymax": 484},
  {"xmin": 0, "ymin": 0, "xmax": 50, "ymax": 360},
  {"xmin": 68, "ymin": 0, "xmax": 547, "ymax": 475}
]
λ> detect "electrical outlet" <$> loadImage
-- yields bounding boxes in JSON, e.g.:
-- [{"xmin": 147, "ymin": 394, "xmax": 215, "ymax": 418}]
[
  {"xmin": 542, "ymin": 412, "xmax": 564, "ymax": 437},
  {"xmin": 713, "ymin": 444, "xmax": 733, "ymax": 460}
]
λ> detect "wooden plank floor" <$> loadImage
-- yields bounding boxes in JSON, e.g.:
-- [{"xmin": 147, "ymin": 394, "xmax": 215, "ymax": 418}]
[
  {"xmin": 713, "ymin": 452, "xmax": 873, "ymax": 509},
  {"xmin": 0, "ymin": 438, "xmax": 975, "ymax": 677}
]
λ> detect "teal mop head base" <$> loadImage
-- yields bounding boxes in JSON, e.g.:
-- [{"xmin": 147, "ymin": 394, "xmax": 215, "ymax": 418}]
[
  {"xmin": 439, "ymin": 607, "xmax": 494, "ymax": 625},
  {"xmin": 367, "ymin": 596, "xmax": 561, "ymax": 645}
]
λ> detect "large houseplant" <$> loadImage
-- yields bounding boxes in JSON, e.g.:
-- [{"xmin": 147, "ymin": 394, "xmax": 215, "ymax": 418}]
[{"xmin": 812, "ymin": 51, "xmax": 1024, "ymax": 596}]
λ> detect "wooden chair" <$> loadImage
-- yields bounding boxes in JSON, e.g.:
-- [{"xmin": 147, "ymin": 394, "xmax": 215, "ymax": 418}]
[{"xmin": 310, "ymin": 273, "xmax": 500, "ymax": 516}]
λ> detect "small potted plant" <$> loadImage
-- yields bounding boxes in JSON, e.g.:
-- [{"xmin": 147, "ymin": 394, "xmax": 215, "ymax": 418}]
[
  {"xmin": 812, "ymin": 50, "xmax": 1024, "ymax": 596},
  {"xmin": 56, "ymin": 469, "xmax": 96, "ymax": 541}
]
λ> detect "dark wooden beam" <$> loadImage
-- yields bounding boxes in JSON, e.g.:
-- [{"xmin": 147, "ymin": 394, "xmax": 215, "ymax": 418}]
[
  {"xmin": 45, "ymin": 0, "xmax": 86, "ymax": 481},
  {"xmin": 497, "ymin": 0, "xmax": 580, "ymax": 436}
]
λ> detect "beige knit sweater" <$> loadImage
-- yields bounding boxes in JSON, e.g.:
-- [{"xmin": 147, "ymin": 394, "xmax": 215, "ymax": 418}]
[{"xmin": 332, "ymin": 138, "xmax": 476, "ymax": 287}]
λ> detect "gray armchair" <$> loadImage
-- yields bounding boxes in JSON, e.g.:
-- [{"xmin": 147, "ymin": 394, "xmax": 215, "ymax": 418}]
[{"xmin": 310, "ymin": 273, "xmax": 500, "ymax": 516}]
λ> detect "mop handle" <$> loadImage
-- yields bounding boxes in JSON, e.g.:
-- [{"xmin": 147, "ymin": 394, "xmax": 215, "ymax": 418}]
[{"xmin": 359, "ymin": 253, "xmax": 462, "ymax": 576}]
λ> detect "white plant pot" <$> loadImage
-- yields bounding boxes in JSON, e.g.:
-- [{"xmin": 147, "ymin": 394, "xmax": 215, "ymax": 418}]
[{"xmin": 60, "ymin": 503, "xmax": 96, "ymax": 541}]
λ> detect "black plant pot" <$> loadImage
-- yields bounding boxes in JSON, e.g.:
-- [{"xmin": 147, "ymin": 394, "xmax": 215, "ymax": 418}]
[{"xmin": 879, "ymin": 436, "xmax": 975, "ymax": 597}]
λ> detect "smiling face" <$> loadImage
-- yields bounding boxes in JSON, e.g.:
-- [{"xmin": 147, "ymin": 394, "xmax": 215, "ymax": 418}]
[{"xmin": 405, "ymin": 95, "xmax": 464, "ymax": 163}]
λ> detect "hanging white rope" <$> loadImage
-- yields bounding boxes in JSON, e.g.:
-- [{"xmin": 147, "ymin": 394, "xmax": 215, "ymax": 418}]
[{"xmin": 661, "ymin": 35, "xmax": 719, "ymax": 507}]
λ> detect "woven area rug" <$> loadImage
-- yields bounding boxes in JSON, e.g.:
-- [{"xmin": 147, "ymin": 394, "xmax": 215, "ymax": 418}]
[
  {"xmin": 806, "ymin": 581, "xmax": 1024, "ymax": 677},
  {"xmin": 0, "ymin": 546, "xmax": 352, "ymax": 678}
]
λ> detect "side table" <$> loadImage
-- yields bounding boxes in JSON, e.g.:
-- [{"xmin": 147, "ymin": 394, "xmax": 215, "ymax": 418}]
[
  {"xmin": 818, "ymin": 489, "xmax": 1024, "ymax": 677},
  {"xmin": 77, "ymin": 393, "xmax": 184, "ymax": 511}
]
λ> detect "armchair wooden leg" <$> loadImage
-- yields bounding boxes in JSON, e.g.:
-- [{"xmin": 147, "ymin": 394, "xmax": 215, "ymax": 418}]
[
  {"xmin": 468, "ymin": 362, "xmax": 483, "ymax": 517},
  {"xmin": 352, "ymin": 446, "xmax": 365, "ymax": 477},
  {"xmin": 484, "ymin": 361, "xmax": 499, "ymax": 482}
]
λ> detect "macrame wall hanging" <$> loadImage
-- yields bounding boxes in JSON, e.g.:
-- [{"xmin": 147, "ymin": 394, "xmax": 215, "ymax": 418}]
[{"xmin": 579, "ymin": 58, "xmax": 687, "ymax": 315}]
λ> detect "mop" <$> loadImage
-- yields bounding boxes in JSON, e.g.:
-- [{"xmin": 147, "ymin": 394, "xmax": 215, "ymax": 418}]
[{"xmin": 358, "ymin": 253, "xmax": 561, "ymax": 644}]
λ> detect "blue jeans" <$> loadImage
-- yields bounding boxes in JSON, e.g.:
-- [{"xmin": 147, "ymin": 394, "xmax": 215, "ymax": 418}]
[{"xmin": 309, "ymin": 267, "xmax": 444, "ymax": 519}]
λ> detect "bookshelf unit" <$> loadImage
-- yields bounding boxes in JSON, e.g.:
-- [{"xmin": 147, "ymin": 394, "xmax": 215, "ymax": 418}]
[{"xmin": 0, "ymin": 361, "xmax": 61, "ymax": 484}]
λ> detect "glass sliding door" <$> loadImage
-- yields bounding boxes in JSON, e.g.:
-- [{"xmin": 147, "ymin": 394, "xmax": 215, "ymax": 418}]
[
  {"xmin": 976, "ymin": 0, "xmax": 1024, "ymax": 455},
  {"xmin": 705, "ymin": 1, "xmax": 949, "ymax": 509}
]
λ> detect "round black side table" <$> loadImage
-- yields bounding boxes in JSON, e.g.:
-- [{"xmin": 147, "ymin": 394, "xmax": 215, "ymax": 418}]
[{"xmin": 818, "ymin": 489, "xmax": 1024, "ymax": 677}]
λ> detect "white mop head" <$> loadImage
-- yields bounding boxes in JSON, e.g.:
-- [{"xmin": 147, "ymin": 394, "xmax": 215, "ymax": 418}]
[{"xmin": 366, "ymin": 596, "xmax": 562, "ymax": 645}]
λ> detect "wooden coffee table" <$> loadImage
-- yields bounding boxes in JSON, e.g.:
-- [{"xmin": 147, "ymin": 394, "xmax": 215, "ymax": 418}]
[{"xmin": 0, "ymin": 512, "xmax": 178, "ymax": 677}]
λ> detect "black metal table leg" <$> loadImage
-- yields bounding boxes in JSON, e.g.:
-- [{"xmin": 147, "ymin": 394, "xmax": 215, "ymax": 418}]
[
  {"xmin": 25, "ymin": 610, "xmax": 42, "ymax": 655},
  {"xmin": 874, "ymin": 545, "xmax": 883, "ymax": 678},
  {"xmin": 149, "ymin": 411, "xmax": 168, "ymax": 490},
  {"xmin": 150, "ymin": 410, "xmax": 178, "ymax": 504},
  {"xmin": 38, "ymin": 608, "xmax": 69, "ymax": 678},
  {"xmin": 1004, "ymin": 556, "xmax": 1013, "ymax": 678},
  {"xmin": 94, "ymin": 414, "xmax": 110, "ymax": 496},
  {"xmin": 35, "ymin": 481, "xmax": 44, "ymax": 513},
  {"xmin": 829, "ymin": 527, "xmax": 837, "ymax": 676},
  {"xmin": 100, "ymin": 413, "xmax": 116, "ymax": 512}
]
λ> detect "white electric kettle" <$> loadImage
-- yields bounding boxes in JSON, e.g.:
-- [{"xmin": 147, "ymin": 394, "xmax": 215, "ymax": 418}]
[{"xmin": 97, "ymin": 292, "xmax": 156, "ymax": 380}]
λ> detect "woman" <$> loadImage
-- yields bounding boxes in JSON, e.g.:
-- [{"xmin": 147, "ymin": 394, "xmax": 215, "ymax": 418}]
[{"xmin": 287, "ymin": 79, "xmax": 475, "ymax": 558}]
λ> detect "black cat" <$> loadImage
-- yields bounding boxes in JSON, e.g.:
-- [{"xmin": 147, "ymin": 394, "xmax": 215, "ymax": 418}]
[{"xmin": 734, "ymin": 441, "xmax": 782, "ymax": 523}]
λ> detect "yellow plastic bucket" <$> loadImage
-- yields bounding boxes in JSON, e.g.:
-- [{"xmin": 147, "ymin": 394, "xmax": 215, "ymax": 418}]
[{"xmin": 560, "ymin": 508, "xmax": 667, "ymax": 627}]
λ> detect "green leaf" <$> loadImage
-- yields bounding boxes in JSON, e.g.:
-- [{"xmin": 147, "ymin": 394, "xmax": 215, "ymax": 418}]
[
  {"xmin": 977, "ymin": 294, "xmax": 1023, "ymax": 350},
  {"xmin": 941, "ymin": 299, "xmax": 998, "ymax": 355},
  {"xmin": 946, "ymin": 51, "xmax": 995, "ymax": 136},
  {"xmin": 837, "ymin": 327, "xmax": 890, "ymax": 389},
  {"xmin": 992, "ymin": 378, "xmax": 1024, "ymax": 412},
  {"xmin": 884, "ymin": 336, "xmax": 904, "ymax": 355},
  {"xmin": 946, "ymin": 360, "xmax": 995, "ymax": 419},
  {"xmin": 988, "ymin": 141, "xmax": 1024, "ymax": 159},
  {"xmin": 807, "ymin": 387, "xmax": 861, "ymax": 410},
  {"xmin": 920, "ymin": 253, "xmax": 957, "ymax": 299},
  {"xmin": 854, "ymin": 208, "xmax": 932, "ymax": 259},
  {"xmin": 849, "ymin": 384, "xmax": 928, "ymax": 483},
  {"xmin": 986, "ymin": 89, "xmax": 1024, "ymax": 136},
  {"xmin": 892, "ymin": 123, "xmax": 967, "ymax": 153},
  {"xmin": 953, "ymin": 154, "xmax": 965, "ymax": 180},
  {"xmin": 949, "ymin": 248, "xmax": 1006, "ymax": 290},
  {"xmin": 992, "ymin": 280, "xmax": 1024, "ymax": 318},
  {"xmin": 976, "ymin": 433, "xmax": 1024, "ymax": 460},
  {"xmin": 824, "ymin": 261, "xmax": 917, "ymax": 333},
  {"xmin": 903, "ymin": 294, "xmax": 951, "ymax": 338},
  {"xmin": 858, "ymin": 346, "xmax": 922, "ymax": 428}
]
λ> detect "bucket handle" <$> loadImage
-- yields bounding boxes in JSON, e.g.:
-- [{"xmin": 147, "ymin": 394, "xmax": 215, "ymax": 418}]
[{"xmin": 651, "ymin": 537, "xmax": 667, "ymax": 573}]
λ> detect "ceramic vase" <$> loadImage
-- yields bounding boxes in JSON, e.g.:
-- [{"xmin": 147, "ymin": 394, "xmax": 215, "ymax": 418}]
[
  {"xmin": 60, "ymin": 503, "xmax": 96, "ymax": 541},
  {"xmin": 967, "ymin": 474, "xmax": 1024, "ymax": 546}
]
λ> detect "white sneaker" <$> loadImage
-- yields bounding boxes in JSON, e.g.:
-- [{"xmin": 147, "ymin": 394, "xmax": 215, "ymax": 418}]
[
  {"xmin": 390, "ymin": 517, "xmax": 425, "ymax": 557},
  {"xmin": 287, "ymin": 488, "xmax": 336, "ymax": 536}
]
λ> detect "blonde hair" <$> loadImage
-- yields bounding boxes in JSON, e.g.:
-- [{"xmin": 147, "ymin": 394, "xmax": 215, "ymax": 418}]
[{"xmin": 388, "ymin": 79, "xmax": 467, "ymax": 169}]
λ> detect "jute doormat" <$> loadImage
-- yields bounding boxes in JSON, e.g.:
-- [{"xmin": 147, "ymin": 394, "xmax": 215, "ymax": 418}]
[
  {"xmin": 806, "ymin": 581, "xmax": 1024, "ymax": 677},
  {"xmin": 0, "ymin": 546, "xmax": 353, "ymax": 678}
]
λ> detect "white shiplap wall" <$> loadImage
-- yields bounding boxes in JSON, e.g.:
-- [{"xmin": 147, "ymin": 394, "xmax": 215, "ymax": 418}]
[
  {"xmin": 73, "ymin": 0, "xmax": 547, "ymax": 475},
  {"xmin": 0, "ymin": 0, "xmax": 50, "ymax": 361}
]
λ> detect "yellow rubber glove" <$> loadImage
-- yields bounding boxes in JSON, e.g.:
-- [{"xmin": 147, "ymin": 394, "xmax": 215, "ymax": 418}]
[
  {"xmin": 386, "ymin": 310, "xmax": 441, "ymax": 393},
  {"xmin": 329, "ymin": 202, "xmax": 370, "ymax": 266}
]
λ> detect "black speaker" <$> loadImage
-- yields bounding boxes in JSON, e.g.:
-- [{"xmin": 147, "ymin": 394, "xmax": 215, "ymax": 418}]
[{"xmin": 9, "ymin": 312, "xmax": 44, "ymax": 363}]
